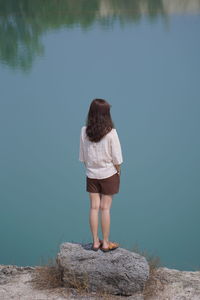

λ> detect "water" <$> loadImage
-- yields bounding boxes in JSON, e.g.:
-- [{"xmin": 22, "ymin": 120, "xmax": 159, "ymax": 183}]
[{"xmin": 0, "ymin": 0, "xmax": 200, "ymax": 271}]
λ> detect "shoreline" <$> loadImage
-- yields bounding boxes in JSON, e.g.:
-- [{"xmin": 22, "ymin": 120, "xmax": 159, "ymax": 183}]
[{"xmin": 0, "ymin": 263, "xmax": 200, "ymax": 299}]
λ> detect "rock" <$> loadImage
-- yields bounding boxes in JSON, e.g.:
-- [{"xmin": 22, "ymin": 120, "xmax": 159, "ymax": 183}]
[
  {"xmin": 56, "ymin": 242, "xmax": 150, "ymax": 296},
  {"xmin": 144, "ymin": 267, "xmax": 200, "ymax": 300},
  {"xmin": 0, "ymin": 265, "xmax": 35, "ymax": 285}
]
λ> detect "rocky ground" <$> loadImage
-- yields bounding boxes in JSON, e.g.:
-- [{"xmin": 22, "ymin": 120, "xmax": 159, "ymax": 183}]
[{"xmin": 0, "ymin": 264, "xmax": 200, "ymax": 300}]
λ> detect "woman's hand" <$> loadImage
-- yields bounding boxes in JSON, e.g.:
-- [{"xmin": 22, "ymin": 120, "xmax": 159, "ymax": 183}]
[{"xmin": 114, "ymin": 164, "xmax": 121, "ymax": 176}]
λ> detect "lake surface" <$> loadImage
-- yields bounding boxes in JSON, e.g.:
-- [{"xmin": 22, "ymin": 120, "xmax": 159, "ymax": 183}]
[{"xmin": 0, "ymin": 0, "xmax": 200, "ymax": 271}]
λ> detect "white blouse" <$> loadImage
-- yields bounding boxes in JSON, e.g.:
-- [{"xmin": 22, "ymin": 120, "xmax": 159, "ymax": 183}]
[{"xmin": 79, "ymin": 126, "xmax": 123, "ymax": 179}]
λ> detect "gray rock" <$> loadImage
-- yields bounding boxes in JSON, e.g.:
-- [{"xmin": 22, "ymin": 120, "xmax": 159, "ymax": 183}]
[
  {"xmin": 56, "ymin": 242, "xmax": 150, "ymax": 296},
  {"xmin": 0, "ymin": 265, "xmax": 35, "ymax": 285}
]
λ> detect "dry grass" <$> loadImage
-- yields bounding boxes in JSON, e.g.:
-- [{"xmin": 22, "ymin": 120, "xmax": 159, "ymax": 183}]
[
  {"xmin": 131, "ymin": 244, "xmax": 166, "ymax": 299},
  {"xmin": 31, "ymin": 257, "xmax": 63, "ymax": 290}
]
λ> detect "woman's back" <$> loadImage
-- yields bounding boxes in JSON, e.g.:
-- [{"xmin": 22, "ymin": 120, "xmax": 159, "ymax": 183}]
[{"xmin": 79, "ymin": 125, "xmax": 123, "ymax": 179}]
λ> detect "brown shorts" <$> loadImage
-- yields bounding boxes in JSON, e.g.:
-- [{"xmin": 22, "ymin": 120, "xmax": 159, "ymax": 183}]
[{"xmin": 86, "ymin": 172, "xmax": 120, "ymax": 195}]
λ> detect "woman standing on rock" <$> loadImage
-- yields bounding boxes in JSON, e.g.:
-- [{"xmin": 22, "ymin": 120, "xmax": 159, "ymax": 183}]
[{"xmin": 79, "ymin": 99, "xmax": 123, "ymax": 252}]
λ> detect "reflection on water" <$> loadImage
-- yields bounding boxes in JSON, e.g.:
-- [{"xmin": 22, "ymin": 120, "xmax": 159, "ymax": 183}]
[{"xmin": 0, "ymin": 0, "xmax": 200, "ymax": 71}]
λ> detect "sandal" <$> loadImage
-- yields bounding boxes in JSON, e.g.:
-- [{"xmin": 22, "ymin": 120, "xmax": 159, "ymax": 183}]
[
  {"xmin": 100, "ymin": 241, "xmax": 119, "ymax": 252},
  {"xmin": 91, "ymin": 239, "xmax": 103, "ymax": 251}
]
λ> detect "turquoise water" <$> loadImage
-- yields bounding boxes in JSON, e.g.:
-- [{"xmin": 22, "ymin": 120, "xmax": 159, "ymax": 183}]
[{"xmin": 0, "ymin": 1, "xmax": 200, "ymax": 271}]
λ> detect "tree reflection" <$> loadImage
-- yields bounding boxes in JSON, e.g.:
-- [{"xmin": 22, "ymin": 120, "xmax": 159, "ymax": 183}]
[
  {"xmin": 0, "ymin": 0, "xmax": 100, "ymax": 71},
  {"xmin": 0, "ymin": 0, "xmax": 198, "ymax": 71}
]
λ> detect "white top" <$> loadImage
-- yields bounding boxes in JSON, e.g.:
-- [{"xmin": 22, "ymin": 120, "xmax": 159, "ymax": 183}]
[{"xmin": 79, "ymin": 126, "xmax": 123, "ymax": 179}]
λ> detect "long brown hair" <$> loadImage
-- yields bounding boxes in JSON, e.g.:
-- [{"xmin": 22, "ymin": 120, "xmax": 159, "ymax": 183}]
[{"xmin": 86, "ymin": 98, "xmax": 115, "ymax": 142}]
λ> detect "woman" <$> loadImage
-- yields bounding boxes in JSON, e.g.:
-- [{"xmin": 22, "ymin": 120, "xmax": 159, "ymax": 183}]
[{"xmin": 79, "ymin": 99, "xmax": 123, "ymax": 252}]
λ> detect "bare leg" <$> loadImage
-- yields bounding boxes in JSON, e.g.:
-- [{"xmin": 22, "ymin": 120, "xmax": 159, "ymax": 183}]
[
  {"xmin": 100, "ymin": 194, "xmax": 113, "ymax": 248},
  {"xmin": 89, "ymin": 192, "xmax": 101, "ymax": 247}
]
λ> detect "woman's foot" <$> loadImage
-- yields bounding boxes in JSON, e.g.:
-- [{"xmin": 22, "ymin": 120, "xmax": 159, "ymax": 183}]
[
  {"xmin": 101, "ymin": 241, "xmax": 119, "ymax": 252},
  {"xmin": 91, "ymin": 238, "xmax": 103, "ymax": 251}
]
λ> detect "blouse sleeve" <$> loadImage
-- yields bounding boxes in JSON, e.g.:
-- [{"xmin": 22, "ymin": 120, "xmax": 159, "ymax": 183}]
[
  {"xmin": 79, "ymin": 128, "xmax": 85, "ymax": 162},
  {"xmin": 110, "ymin": 129, "xmax": 123, "ymax": 165}
]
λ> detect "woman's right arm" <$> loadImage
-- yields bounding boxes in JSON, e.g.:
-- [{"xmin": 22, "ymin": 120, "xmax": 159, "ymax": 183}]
[{"xmin": 79, "ymin": 128, "xmax": 85, "ymax": 163}]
